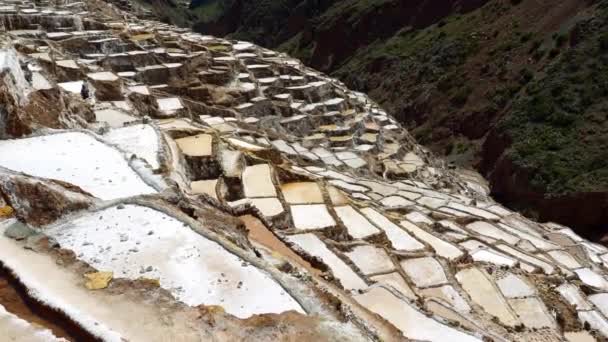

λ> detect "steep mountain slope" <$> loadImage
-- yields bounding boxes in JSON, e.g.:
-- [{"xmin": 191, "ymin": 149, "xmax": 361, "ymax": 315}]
[{"xmin": 189, "ymin": 0, "xmax": 608, "ymax": 241}]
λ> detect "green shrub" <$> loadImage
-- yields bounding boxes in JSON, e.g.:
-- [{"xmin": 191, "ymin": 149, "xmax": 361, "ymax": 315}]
[
  {"xmin": 450, "ymin": 85, "xmax": 472, "ymax": 107},
  {"xmin": 529, "ymin": 39, "xmax": 543, "ymax": 52},
  {"xmin": 555, "ymin": 32, "xmax": 569, "ymax": 47},
  {"xmin": 527, "ymin": 95, "xmax": 554, "ymax": 122},
  {"xmin": 519, "ymin": 68, "xmax": 534, "ymax": 84},
  {"xmin": 549, "ymin": 48, "xmax": 560, "ymax": 58},
  {"xmin": 520, "ymin": 32, "xmax": 534, "ymax": 43},
  {"xmin": 600, "ymin": 32, "xmax": 608, "ymax": 51}
]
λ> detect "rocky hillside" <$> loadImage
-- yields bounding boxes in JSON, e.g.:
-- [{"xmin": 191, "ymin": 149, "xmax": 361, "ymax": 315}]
[{"xmin": 189, "ymin": 0, "xmax": 608, "ymax": 241}]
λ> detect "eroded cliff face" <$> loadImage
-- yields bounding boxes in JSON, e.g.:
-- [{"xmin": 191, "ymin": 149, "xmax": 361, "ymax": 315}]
[{"xmin": 1, "ymin": 0, "xmax": 608, "ymax": 341}]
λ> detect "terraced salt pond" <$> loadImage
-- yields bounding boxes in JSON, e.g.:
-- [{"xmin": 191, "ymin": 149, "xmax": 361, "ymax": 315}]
[
  {"xmin": 175, "ymin": 133, "xmax": 213, "ymax": 157},
  {"xmin": 0, "ymin": 132, "xmax": 156, "ymax": 200},
  {"xmin": 360, "ymin": 208, "xmax": 424, "ymax": 251},
  {"xmin": 46, "ymin": 205, "xmax": 304, "ymax": 318},
  {"xmin": 94, "ymin": 108, "xmax": 137, "ymax": 128},
  {"xmin": 280, "ymin": 182, "xmax": 323, "ymax": 204},
  {"xmin": 103, "ymin": 124, "xmax": 161, "ymax": 170},
  {"xmin": 354, "ymin": 286, "xmax": 480, "ymax": 342},
  {"xmin": 287, "ymin": 233, "xmax": 367, "ymax": 290},
  {"xmin": 242, "ymin": 164, "xmax": 276, "ymax": 197},
  {"xmin": 456, "ymin": 267, "xmax": 519, "ymax": 327},
  {"xmin": 334, "ymin": 205, "xmax": 380, "ymax": 239}
]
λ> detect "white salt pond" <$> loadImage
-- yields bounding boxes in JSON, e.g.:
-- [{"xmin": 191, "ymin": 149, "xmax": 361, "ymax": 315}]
[
  {"xmin": 345, "ymin": 245, "xmax": 394, "ymax": 275},
  {"xmin": 156, "ymin": 97, "xmax": 183, "ymax": 115},
  {"xmin": 361, "ymin": 208, "xmax": 424, "ymax": 251},
  {"xmin": 354, "ymin": 286, "xmax": 480, "ymax": 342},
  {"xmin": 58, "ymin": 80, "xmax": 84, "ymax": 94},
  {"xmin": 400, "ymin": 257, "xmax": 448, "ymax": 288},
  {"xmin": 230, "ymin": 198, "xmax": 284, "ymax": 218},
  {"xmin": 0, "ymin": 219, "xmax": 213, "ymax": 342},
  {"xmin": 420, "ymin": 285, "xmax": 471, "ymax": 313},
  {"xmin": 190, "ymin": 179, "xmax": 218, "ymax": 199},
  {"xmin": 287, "ymin": 233, "xmax": 367, "ymax": 291},
  {"xmin": 369, "ymin": 273, "xmax": 416, "ymax": 300},
  {"xmin": 456, "ymin": 268, "xmax": 519, "ymax": 327},
  {"xmin": 290, "ymin": 205, "xmax": 336, "ymax": 231},
  {"xmin": 242, "ymin": 164, "xmax": 277, "ymax": 197},
  {"xmin": 46, "ymin": 205, "xmax": 304, "ymax": 318},
  {"xmin": 0, "ymin": 132, "xmax": 157, "ymax": 200},
  {"xmin": 496, "ymin": 273, "xmax": 535, "ymax": 298},
  {"xmin": 104, "ymin": 124, "xmax": 161, "ymax": 170},
  {"xmin": 334, "ymin": 205, "xmax": 380, "ymax": 239},
  {"xmin": 508, "ymin": 297, "xmax": 555, "ymax": 328},
  {"xmin": 400, "ymin": 220, "xmax": 463, "ymax": 260},
  {"xmin": 281, "ymin": 182, "xmax": 323, "ymax": 204},
  {"xmin": 95, "ymin": 108, "xmax": 137, "ymax": 128},
  {"xmin": 175, "ymin": 134, "xmax": 213, "ymax": 157}
]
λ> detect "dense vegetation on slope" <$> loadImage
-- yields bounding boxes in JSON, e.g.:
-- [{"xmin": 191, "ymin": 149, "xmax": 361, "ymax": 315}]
[
  {"xmin": 191, "ymin": 0, "xmax": 338, "ymax": 47},
  {"xmin": 495, "ymin": 6, "xmax": 608, "ymax": 195},
  {"xmin": 483, "ymin": 1, "xmax": 608, "ymax": 238},
  {"xmin": 175, "ymin": 0, "xmax": 608, "ymax": 238}
]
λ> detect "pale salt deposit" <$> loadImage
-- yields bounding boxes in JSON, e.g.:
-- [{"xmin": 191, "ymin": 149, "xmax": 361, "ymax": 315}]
[
  {"xmin": 420, "ymin": 285, "xmax": 471, "ymax": 312},
  {"xmin": 466, "ymin": 221, "xmax": 520, "ymax": 245},
  {"xmin": 0, "ymin": 221, "xmax": 123, "ymax": 341},
  {"xmin": 190, "ymin": 179, "xmax": 218, "ymax": 199},
  {"xmin": 0, "ymin": 220, "xmax": 210, "ymax": 342},
  {"xmin": 287, "ymin": 233, "xmax": 367, "ymax": 290},
  {"xmin": 557, "ymin": 283, "xmax": 593, "ymax": 310},
  {"xmin": 290, "ymin": 204, "xmax": 336, "ymax": 230},
  {"xmin": 0, "ymin": 132, "xmax": 157, "ymax": 200},
  {"xmin": 94, "ymin": 108, "xmax": 137, "ymax": 128},
  {"xmin": 334, "ymin": 205, "xmax": 380, "ymax": 239},
  {"xmin": 508, "ymin": 297, "xmax": 555, "ymax": 328},
  {"xmin": 46, "ymin": 205, "xmax": 304, "ymax": 318},
  {"xmin": 230, "ymin": 198, "xmax": 284, "ymax": 217},
  {"xmin": 496, "ymin": 273, "xmax": 535, "ymax": 298},
  {"xmin": 369, "ymin": 273, "xmax": 416, "ymax": 300},
  {"xmin": 87, "ymin": 71, "xmax": 119, "ymax": 81},
  {"xmin": 345, "ymin": 245, "xmax": 394, "ymax": 275},
  {"xmin": 242, "ymin": 164, "xmax": 277, "ymax": 197},
  {"xmin": 157, "ymin": 97, "xmax": 183, "ymax": 114},
  {"xmin": 175, "ymin": 134, "xmax": 213, "ymax": 157},
  {"xmin": 354, "ymin": 286, "xmax": 480, "ymax": 342},
  {"xmin": 104, "ymin": 124, "xmax": 161, "ymax": 170},
  {"xmin": 400, "ymin": 257, "xmax": 448, "ymax": 288},
  {"xmin": 575, "ymin": 268, "xmax": 608, "ymax": 290},
  {"xmin": 281, "ymin": 182, "xmax": 324, "ymax": 204},
  {"xmin": 589, "ymin": 293, "xmax": 608, "ymax": 318},
  {"xmin": 361, "ymin": 208, "xmax": 424, "ymax": 251},
  {"xmin": 58, "ymin": 80, "xmax": 84, "ymax": 94},
  {"xmin": 456, "ymin": 268, "xmax": 519, "ymax": 326},
  {"xmin": 400, "ymin": 220, "xmax": 463, "ymax": 260}
]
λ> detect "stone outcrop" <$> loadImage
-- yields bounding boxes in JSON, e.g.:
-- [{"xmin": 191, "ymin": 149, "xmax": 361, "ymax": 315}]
[
  {"xmin": 0, "ymin": 171, "xmax": 94, "ymax": 226},
  {"xmin": 0, "ymin": 74, "xmax": 93, "ymax": 138}
]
